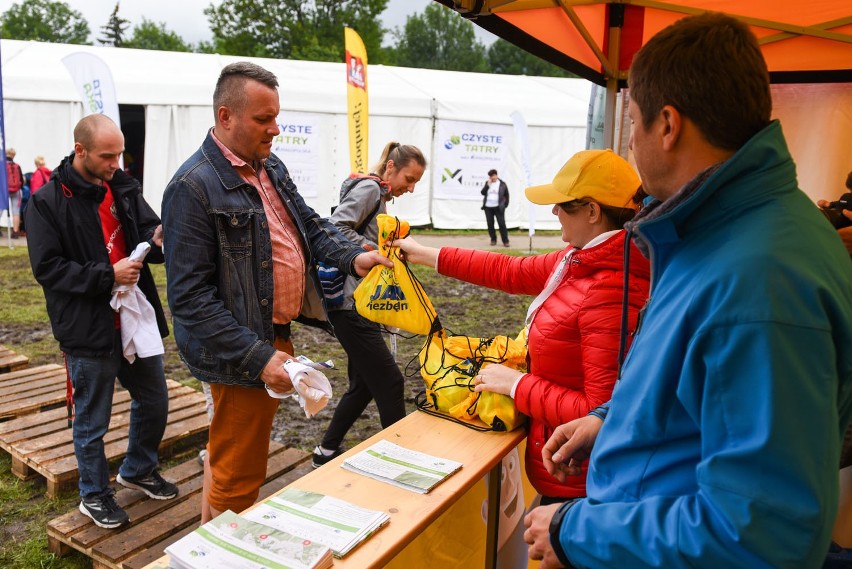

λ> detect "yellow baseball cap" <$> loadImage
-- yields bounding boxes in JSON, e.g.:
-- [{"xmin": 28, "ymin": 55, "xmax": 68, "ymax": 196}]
[{"xmin": 525, "ymin": 149, "xmax": 641, "ymax": 210}]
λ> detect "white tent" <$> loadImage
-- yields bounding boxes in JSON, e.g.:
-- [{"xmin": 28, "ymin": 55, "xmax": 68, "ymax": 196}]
[
  {"xmin": 1, "ymin": 39, "xmax": 591, "ymax": 229},
  {"xmin": 2, "ymin": 39, "xmax": 850, "ymax": 230}
]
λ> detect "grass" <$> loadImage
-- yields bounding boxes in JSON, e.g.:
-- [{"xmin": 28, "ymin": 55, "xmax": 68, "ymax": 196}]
[{"xmin": 0, "ymin": 238, "xmax": 557, "ymax": 568}]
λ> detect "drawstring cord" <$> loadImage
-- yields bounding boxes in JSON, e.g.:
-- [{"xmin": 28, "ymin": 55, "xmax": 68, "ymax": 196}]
[{"xmin": 617, "ymin": 227, "xmax": 633, "ymax": 379}]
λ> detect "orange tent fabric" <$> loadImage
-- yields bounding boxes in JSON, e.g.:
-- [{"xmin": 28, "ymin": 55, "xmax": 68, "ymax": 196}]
[{"xmin": 436, "ymin": 0, "xmax": 852, "ymax": 84}]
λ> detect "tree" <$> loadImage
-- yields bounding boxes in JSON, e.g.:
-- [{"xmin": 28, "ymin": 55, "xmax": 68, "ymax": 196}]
[
  {"xmin": 98, "ymin": 2, "xmax": 130, "ymax": 46},
  {"xmin": 124, "ymin": 18, "xmax": 192, "ymax": 52},
  {"xmin": 204, "ymin": 0, "xmax": 389, "ymax": 63},
  {"xmin": 388, "ymin": 4, "xmax": 488, "ymax": 73},
  {"xmin": 0, "ymin": 0, "xmax": 90, "ymax": 44},
  {"xmin": 487, "ymin": 39, "xmax": 573, "ymax": 77}
]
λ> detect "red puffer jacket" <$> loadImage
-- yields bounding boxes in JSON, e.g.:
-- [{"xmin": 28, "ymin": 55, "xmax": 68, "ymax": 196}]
[{"xmin": 437, "ymin": 230, "xmax": 650, "ymax": 498}]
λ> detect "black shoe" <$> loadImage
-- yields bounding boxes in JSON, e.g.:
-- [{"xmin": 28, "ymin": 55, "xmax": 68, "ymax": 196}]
[
  {"xmin": 503, "ymin": 242, "xmax": 510, "ymax": 247},
  {"xmin": 490, "ymin": 241, "xmax": 497, "ymax": 246},
  {"xmin": 117, "ymin": 468, "xmax": 178, "ymax": 500},
  {"xmin": 79, "ymin": 488, "xmax": 129, "ymax": 529},
  {"xmin": 312, "ymin": 446, "xmax": 344, "ymax": 469}
]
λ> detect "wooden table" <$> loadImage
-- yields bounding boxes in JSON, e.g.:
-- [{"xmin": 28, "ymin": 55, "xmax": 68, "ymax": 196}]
[{"xmin": 144, "ymin": 410, "xmax": 525, "ymax": 569}]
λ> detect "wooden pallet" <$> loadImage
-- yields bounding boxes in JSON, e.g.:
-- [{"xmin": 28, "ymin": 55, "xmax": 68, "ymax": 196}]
[
  {"xmin": 47, "ymin": 441, "xmax": 312, "ymax": 569},
  {"xmin": 0, "ymin": 379, "xmax": 209, "ymax": 497},
  {"xmin": 0, "ymin": 363, "xmax": 67, "ymax": 421},
  {"xmin": 0, "ymin": 344, "xmax": 29, "ymax": 374}
]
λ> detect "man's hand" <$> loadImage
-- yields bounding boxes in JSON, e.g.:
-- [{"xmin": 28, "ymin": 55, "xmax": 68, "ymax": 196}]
[
  {"xmin": 525, "ymin": 503, "xmax": 564, "ymax": 569},
  {"xmin": 260, "ymin": 350, "xmax": 294, "ymax": 394},
  {"xmin": 113, "ymin": 258, "xmax": 143, "ymax": 286},
  {"xmin": 352, "ymin": 251, "xmax": 393, "ymax": 277},
  {"xmin": 473, "ymin": 363, "xmax": 524, "ymax": 396},
  {"xmin": 151, "ymin": 224, "xmax": 163, "ymax": 248},
  {"xmin": 542, "ymin": 415, "xmax": 603, "ymax": 481}
]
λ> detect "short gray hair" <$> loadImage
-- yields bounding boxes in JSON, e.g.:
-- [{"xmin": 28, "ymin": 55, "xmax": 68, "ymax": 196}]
[{"xmin": 213, "ymin": 62, "xmax": 279, "ymax": 115}]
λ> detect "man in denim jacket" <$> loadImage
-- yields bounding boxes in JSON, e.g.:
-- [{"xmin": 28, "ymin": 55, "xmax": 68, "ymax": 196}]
[{"xmin": 162, "ymin": 62, "xmax": 390, "ymax": 523}]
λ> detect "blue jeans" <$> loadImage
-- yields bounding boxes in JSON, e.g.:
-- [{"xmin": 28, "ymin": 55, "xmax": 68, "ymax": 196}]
[{"xmin": 66, "ymin": 332, "xmax": 169, "ymax": 498}]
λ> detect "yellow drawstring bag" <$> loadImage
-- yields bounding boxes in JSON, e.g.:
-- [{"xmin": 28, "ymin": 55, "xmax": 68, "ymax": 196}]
[
  {"xmin": 416, "ymin": 328, "xmax": 528, "ymax": 432},
  {"xmin": 353, "ymin": 214, "xmax": 441, "ymax": 336}
]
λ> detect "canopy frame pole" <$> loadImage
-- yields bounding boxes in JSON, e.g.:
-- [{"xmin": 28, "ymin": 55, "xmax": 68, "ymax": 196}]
[{"xmin": 603, "ymin": 3, "xmax": 625, "ymax": 150}]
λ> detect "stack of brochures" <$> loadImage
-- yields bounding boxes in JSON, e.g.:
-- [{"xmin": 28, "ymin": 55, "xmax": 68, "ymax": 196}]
[
  {"xmin": 165, "ymin": 509, "xmax": 333, "ymax": 569},
  {"xmin": 244, "ymin": 488, "xmax": 390, "ymax": 558},
  {"xmin": 341, "ymin": 439, "xmax": 463, "ymax": 494}
]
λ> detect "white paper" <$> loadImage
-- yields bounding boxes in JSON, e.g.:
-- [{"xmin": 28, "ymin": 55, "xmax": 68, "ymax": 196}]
[{"xmin": 341, "ymin": 439, "xmax": 463, "ymax": 494}]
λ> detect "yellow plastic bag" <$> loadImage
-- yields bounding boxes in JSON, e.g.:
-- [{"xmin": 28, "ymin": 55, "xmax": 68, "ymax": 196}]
[
  {"xmin": 353, "ymin": 214, "xmax": 440, "ymax": 335},
  {"xmin": 417, "ymin": 329, "xmax": 528, "ymax": 432}
]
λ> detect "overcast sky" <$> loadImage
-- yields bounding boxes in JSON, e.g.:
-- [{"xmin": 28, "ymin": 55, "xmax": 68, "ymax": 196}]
[{"xmin": 0, "ymin": 0, "xmax": 494, "ymax": 46}]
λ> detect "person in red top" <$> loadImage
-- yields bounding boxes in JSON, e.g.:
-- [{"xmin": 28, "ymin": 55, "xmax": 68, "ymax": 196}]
[
  {"xmin": 396, "ymin": 149, "xmax": 651, "ymax": 504},
  {"xmin": 26, "ymin": 114, "xmax": 177, "ymax": 530},
  {"xmin": 30, "ymin": 155, "xmax": 52, "ymax": 193}
]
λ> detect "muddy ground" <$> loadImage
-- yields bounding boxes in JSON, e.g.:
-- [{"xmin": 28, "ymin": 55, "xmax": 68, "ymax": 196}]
[{"xmin": 1, "ymin": 275, "xmax": 530, "ymax": 457}]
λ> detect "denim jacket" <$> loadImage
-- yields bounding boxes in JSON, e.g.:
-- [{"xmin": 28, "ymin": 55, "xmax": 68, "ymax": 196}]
[{"xmin": 162, "ymin": 132, "xmax": 363, "ymax": 387}]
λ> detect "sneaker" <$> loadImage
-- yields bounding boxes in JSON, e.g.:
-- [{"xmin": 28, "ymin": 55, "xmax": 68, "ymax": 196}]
[
  {"xmin": 490, "ymin": 240, "xmax": 497, "ymax": 246},
  {"xmin": 79, "ymin": 488, "xmax": 129, "ymax": 529},
  {"xmin": 117, "ymin": 468, "xmax": 178, "ymax": 500},
  {"xmin": 312, "ymin": 446, "xmax": 344, "ymax": 469},
  {"xmin": 503, "ymin": 242, "xmax": 510, "ymax": 248},
  {"xmin": 198, "ymin": 448, "xmax": 208, "ymax": 466}
]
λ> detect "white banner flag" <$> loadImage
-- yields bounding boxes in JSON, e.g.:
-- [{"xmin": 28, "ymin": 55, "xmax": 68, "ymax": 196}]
[
  {"xmin": 62, "ymin": 52, "xmax": 121, "ymax": 128},
  {"xmin": 272, "ymin": 111, "xmax": 322, "ymax": 198},
  {"xmin": 433, "ymin": 120, "xmax": 511, "ymax": 201},
  {"xmin": 510, "ymin": 111, "xmax": 535, "ymax": 237}
]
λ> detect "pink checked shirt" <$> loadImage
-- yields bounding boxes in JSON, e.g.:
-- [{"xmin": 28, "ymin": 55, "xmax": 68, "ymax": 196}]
[{"xmin": 211, "ymin": 130, "xmax": 306, "ymax": 325}]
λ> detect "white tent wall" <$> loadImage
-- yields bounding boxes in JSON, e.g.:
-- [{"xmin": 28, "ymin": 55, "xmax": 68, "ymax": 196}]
[
  {"xmin": 3, "ymin": 100, "xmax": 82, "ymax": 173},
  {"xmin": 3, "ymin": 40, "xmax": 848, "ymax": 230}
]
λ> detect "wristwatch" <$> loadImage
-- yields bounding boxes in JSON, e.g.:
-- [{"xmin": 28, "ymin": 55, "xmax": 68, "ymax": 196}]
[{"xmin": 549, "ymin": 499, "xmax": 579, "ymax": 569}]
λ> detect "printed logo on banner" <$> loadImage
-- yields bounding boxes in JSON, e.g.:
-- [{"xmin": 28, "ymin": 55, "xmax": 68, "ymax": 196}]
[
  {"xmin": 271, "ymin": 112, "xmax": 322, "ymax": 198},
  {"xmin": 434, "ymin": 120, "xmax": 512, "ymax": 201},
  {"xmin": 274, "ymin": 122, "xmax": 313, "ymax": 154},
  {"xmin": 442, "ymin": 167, "xmax": 463, "ymax": 185},
  {"xmin": 345, "ymin": 51, "xmax": 366, "ymax": 90},
  {"xmin": 83, "ymin": 79, "xmax": 104, "ymax": 114}
]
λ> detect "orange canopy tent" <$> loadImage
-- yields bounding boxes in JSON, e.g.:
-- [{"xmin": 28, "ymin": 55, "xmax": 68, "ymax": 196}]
[{"xmin": 434, "ymin": 0, "xmax": 852, "ymax": 145}]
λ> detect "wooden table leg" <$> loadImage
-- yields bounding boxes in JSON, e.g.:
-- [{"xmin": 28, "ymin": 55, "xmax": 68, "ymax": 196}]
[{"xmin": 485, "ymin": 460, "xmax": 502, "ymax": 569}]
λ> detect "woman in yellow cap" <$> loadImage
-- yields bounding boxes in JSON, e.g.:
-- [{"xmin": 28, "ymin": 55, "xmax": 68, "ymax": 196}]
[{"xmin": 396, "ymin": 149, "xmax": 651, "ymax": 505}]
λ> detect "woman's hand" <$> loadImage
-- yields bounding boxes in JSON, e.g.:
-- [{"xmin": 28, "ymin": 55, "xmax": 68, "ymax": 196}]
[
  {"xmin": 473, "ymin": 363, "xmax": 524, "ymax": 396},
  {"xmin": 391, "ymin": 237, "xmax": 439, "ymax": 268}
]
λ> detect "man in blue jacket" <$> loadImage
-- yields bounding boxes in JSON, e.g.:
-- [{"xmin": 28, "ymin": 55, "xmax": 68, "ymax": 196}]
[{"xmin": 524, "ymin": 13, "xmax": 852, "ymax": 569}]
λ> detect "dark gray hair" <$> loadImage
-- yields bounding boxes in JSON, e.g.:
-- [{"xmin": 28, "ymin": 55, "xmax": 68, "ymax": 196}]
[{"xmin": 213, "ymin": 62, "xmax": 279, "ymax": 115}]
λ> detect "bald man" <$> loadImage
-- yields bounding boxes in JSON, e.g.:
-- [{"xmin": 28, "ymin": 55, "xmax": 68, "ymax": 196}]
[{"xmin": 26, "ymin": 114, "xmax": 177, "ymax": 530}]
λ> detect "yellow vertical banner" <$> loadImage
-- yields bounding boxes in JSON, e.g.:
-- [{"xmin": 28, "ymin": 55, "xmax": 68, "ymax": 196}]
[{"xmin": 344, "ymin": 27, "xmax": 368, "ymax": 174}]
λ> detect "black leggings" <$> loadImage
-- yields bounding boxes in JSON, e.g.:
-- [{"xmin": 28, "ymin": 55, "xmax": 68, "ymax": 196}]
[{"xmin": 320, "ymin": 310, "xmax": 406, "ymax": 450}]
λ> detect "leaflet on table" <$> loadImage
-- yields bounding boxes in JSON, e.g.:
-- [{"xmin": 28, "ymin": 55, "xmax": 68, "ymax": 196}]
[
  {"xmin": 164, "ymin": 509, "xmax": 333, "ymax": 569},
  {"xmin": 341, "ymin": 439, "xmax": 463, "ymax": 494},
  {"xmin": 244, "ymin": 488, "xmax": 390, "ymax": 558}
]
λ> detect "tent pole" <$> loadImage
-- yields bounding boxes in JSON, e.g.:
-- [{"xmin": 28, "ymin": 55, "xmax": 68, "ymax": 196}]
[{"xmin": 603, "ymin": 4, "xmax": 625, "ymax": 150}]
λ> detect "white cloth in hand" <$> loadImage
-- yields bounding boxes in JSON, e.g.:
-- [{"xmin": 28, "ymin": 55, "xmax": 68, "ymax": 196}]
[
  {"xmin": 109, "ymin": 286, "xmax": 164, "ymax": 363},
  {"xmin": 110, "ymin": 242, "xmax": 163, "ymax": 364},
  {"xmin": 265, "ymin": 359, "xmax": 332, "ymax": 418}
]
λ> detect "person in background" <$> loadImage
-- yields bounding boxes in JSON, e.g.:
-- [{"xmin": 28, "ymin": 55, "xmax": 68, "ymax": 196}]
[
  {"xmin": 524, "ymin": 13, "xmax": 852, "ymax": 569},
  {"xmin": 31, "ymin": 155, "xmax": 52, "ymax": 194},
  {"xmin": 26, "ymin": 114, "xmax": 176, "ymax": 530},
  {"xmin": 481, "ymin": 168, "xmax": 510, "ymax": 247},
  {"xmin": 817, "ymin": 170, "xmax": 852, "ymax": 258},
  {"xmin": 162, "ymin": 62, "xmax": 391, "ymax": 524},
  {"xmin": 396, "ymin": 149, "xmax": 651, "ymax": 507},
  {"xmin": 312, "ymin": 141, "xmax": 426, "ymax": 468},
  {"xmin": 5, "ymin": 147, "xmax": 24, "ymax": 238}
]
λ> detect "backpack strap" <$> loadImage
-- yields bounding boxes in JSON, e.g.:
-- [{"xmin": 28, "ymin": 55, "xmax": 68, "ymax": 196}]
[{"xmin": 339, "ymin": 173, "xmax": 386, "ymax": 236}]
